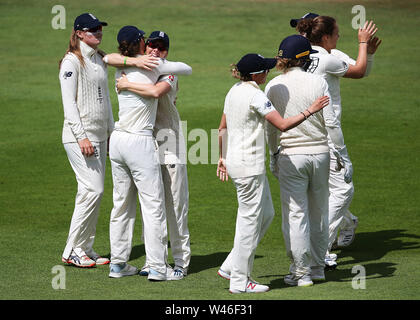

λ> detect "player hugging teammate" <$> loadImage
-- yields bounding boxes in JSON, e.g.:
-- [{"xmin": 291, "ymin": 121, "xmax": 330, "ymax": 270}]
[{"xmin": 59, "ymin": 10, "xmax": 380, "ymax": 293}]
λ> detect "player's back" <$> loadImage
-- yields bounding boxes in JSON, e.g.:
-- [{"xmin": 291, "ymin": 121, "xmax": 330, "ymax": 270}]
[{"xmin": 265, "ymin": 68, "xmax": 329, "ymax": 153}]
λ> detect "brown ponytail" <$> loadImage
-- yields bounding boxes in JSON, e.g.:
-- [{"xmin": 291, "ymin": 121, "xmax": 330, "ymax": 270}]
[
  {"xmin": 118, "ymin": 41, "xmax": 141, "ymax": 57},
  {"xmin": 297, "ymin": 16, "xmax": 336, "ymax": 45},
  {"xmin": 59, "ymin": 29, "xmax": 85, "ymax": 68}
]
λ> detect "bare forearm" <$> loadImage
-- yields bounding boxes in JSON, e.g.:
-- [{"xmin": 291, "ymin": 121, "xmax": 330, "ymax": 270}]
[{"xmin": 124, "ymin": 82, "xmax": 158, "ymax": 98}]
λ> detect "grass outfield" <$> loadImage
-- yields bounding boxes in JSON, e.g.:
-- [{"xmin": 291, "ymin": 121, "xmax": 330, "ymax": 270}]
[{"xmin": 0, "ymin": 0, "xmax": 419, "ymax": 302}]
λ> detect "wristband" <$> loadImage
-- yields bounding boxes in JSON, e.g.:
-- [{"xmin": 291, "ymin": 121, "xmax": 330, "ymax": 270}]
[
  {"xmin": 306, "ymin": 109, "xmax": 313, "ymax": 116},
  {"xmin": 124, "ymin": 57, "xmax": 127, "ymax": 66},
  {"xmin": 301, "ymin": 112, "xmax": 308, "ymax": 120},
  {"xmin": 359, "ymin": 41, "xmax": 367, "ymax": 44}
]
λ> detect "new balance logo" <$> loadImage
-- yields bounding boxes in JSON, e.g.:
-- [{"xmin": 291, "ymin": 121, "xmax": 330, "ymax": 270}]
[{"xmin": 247, "ymin": 282, "xmax": 257, "ymax": 290}]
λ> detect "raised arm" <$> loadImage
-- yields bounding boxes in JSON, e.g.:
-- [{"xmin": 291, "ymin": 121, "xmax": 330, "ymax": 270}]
[
  {"xmin": 116, "ymin": 73, "xmax": 171, "ymax": 98},
  {"xmin": 344, "ymin": 20, "xmax": 378, "ymax": 79},
  {"xmin": 103, "ymin": 53, "xmax": 159, "ymax": 70}
]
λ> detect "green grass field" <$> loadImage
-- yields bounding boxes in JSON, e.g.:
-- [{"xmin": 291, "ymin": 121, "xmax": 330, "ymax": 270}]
[{"xmin": 1, "ymin": 0, "xmax": 419, "ymax": 304}]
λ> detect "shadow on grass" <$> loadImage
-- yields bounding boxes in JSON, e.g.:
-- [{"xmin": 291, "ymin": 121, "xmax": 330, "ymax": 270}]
[
  {"xmin": 188, "ymin": 252, "xmax": 230, "ymax": 275},
  {"xmin": 268, "ymin": 229, "xmax": 419, "ymax": 289},
  {"xmin": 129, "ymin": 244, "xmax": 146, "ymax": 261},
  {"xmin": 336, "ymin": 229, "xmax": 420, "ymax": 265}
]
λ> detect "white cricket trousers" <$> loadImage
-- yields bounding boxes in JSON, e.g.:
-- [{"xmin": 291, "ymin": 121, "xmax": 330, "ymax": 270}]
[
  {"xmin": 328, "ymin": 150, "xmax": 355, "ymax": 249},
  {"xmin": 142, "ymin": 164, "xmax": 191, "ymax": 269},
  {"xmin": 62, "ymin": 140, "xmax": 107, "ymax": 259},
  {"xmin": 278, "ymin": 153, "xmax": 329, "ymax": 278},
  {"xmin": 109, "ymin": 130, "xmax": 168, "ymax": 274},
  {"xmin": 227, "ymin": 174, "xmax": 275, "ymax": 292},
  {"xmin": 161, "ymin": 164, "xmax": 191, "ymax": 269}
]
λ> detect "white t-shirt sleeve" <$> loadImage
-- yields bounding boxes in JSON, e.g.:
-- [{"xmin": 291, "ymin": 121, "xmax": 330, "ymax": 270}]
[
  {"xmin": 157, "ymin": 59, "xmax": 192, "ymax": 76},
  {"xmin": 158, "ymin": 74, "xmax": 178, "ymax": 90},
  {"xmin": 331, "ymin": 49, "xmax": 356, "ymax": 66},
  {"xmin": 59, "ymin": 58, "xmax": 88, "ymax": 141},
  {"xmin": 250, "ymin": 90, "xmax": 276, "ymax": 117},
  {"xmin": 325, "ymin": 55, "xmax": 349, "ymax": 77}
]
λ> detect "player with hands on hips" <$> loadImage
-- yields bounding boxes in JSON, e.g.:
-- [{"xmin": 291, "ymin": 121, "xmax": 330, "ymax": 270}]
[
  {"xmin": 296, "ymin": 15, "xmax": 380, "ymax": 265},
  {"xmin": 216, "ymin": 53, "xmax": 328, "ymax": 293},
  {"xmin": 59, "ymin": 13, "xmax": 113, "ymax": 268}
]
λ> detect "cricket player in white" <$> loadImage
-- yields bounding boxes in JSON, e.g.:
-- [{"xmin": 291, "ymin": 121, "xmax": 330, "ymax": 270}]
[
  {"xmin": 265, "ymin": 35, "xmax": 346, "ymax": 286},
  {"xmin": 104, "ymin": 26, "xmax": 192, "ymax": 280},
  {"xmin": 292, "ymin": 13, "xmax": 380, "ymax": 253},
  {"xmin": 115, "ymin": 31, "xmax": 191, "ymax": 277},
  {"xmin": 217, "ymin": 53, "xmax": 329, "ymax": 293},
  {"xmin": 297, "ymin": 16, "xmax": 380, "ymax": 266},
  {"xmin": 59, "ymin": 13, "xmax": 113, "ymax": 268}
]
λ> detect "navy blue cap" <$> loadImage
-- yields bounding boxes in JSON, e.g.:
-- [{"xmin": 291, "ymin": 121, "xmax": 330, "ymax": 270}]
[
  {"xmin": 278, "ymin": 35, "xmax": 318, "ymax": 59},
  {"xmin": 290, "ymin": 12, "xmax": 319, "ymax": 27},
  {"xmin": 147, "ymin": 31, "xmax": 170, "ymax": 50},
  {"xmin": 236, "ymin": 54, "xmax": 277, "ymax": 75},
  {"xmin": 117, "ymin": 26, "xmax": 145, "ymax": 45},
  {"xmin": 74, "ymin": 13, "xmax": 107, "ymax": 30}
]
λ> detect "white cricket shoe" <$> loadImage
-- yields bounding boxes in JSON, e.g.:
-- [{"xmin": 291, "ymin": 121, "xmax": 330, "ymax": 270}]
[
  {"xmin": 217, "ymin": 268, "xmax": 231, "ymax": 280},
  {"xmin": 310, "ymin": 267, "xmax": 325, "ymax": 282},
  {"xmin": 284, "ymin": 274, "xmax": 313, "ymax": 287},
  {"xmin": 174, "ymin": 265, "xmax": 188, "ymax": 277},
  {"xmin": 62, "ymin": 251, "xmax": 96, "ymax": 268},
  {"xmin": 326, "ymin": 251, "xmax": 337, "ymax": 261},
  {"xmin": 86, "ymin": 251, "xmax": 110, "ymax": 265},
  {"xmin": 230, "ymin": 279, "xmax": 269, "ymax": 294},
  {"xmin": 147, "ymin": 267, "xmax": 184, "ymax": 281},
  {"xmin": 337, "ymin": 229, "xmax": 356, "ymax": 248},
  {"xmin": 109, "ymin": 263, "xmax": 139, "ymax": 278},
  {"xmin": 139, "ymin": 264, "xmax": 150, "ymax": 276},
  {"xmin": 324, "ymin": 256, "xmax": 337, "ymax": 269},
  {"xmin": 167, "ymin": 268, "xmax": 184, "ymax": 280}
]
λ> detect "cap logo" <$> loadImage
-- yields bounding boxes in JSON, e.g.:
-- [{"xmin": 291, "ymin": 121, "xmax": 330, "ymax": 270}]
[
  {"xmin": 159, "ymin": 31, "xmax": 165, "ymax": 37},
  {"xmin": 278, "ymin": 49, "xmax": 283, "ymax": 57},
  {"xmin": 88, "ymin": 13, "xmax": 97, "ymax": 20},
  {"xmin": 295, "ymin": 50, "xmax": 310, "ymax": 58},
  {"xmin": 258, "ymin": 54, "xmax": 264, "ymax": 59}
]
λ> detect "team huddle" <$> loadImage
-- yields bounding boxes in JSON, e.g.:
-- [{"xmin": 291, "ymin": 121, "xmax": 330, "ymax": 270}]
[{"xmin": 58, "ymin": 12, "xmax": 380, "ymax": 293}]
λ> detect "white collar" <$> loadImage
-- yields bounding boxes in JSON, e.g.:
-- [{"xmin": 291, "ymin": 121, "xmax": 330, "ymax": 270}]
[
  {"xmin": 241, "ymin": 80, "xmax": 260, "ymax": 89},
  {"xmin": 80, "ymin": 41, "xmax": 97, "ymax": 58},
  {"xmin": 311, "ymin": 45, "xmax": 329, "ymax": 55}
]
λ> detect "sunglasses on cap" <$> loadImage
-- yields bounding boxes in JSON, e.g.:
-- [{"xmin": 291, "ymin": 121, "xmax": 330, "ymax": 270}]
[
  {"xmin": 146, "ymin": 41, "xmax": 167, "ymax": 51},
  {"xmin": 82, "ymin": 25, "xmax": 102, "ymax": 33}
]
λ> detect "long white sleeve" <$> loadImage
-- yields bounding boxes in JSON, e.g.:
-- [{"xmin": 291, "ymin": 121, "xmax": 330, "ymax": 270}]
[
  {"xmin": 59, "ymin": 59, "xmax": 88, "ymax": 141},
  {"xmin": 321, "ymin": 81, "xmax": 345, "ymax": 150},
  {"xmin": 157, "ymin": 59, "xmax": 192, "ymax": 76}
]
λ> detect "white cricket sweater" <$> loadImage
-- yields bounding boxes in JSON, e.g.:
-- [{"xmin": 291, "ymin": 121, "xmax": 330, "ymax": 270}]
[
  {"xmin": 265, "ymin": 67, "xmax": 343, "ymax": 155},
  {"xmin": 59, "ymin": 41, "xmax": 114, "ymax": 143}
]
